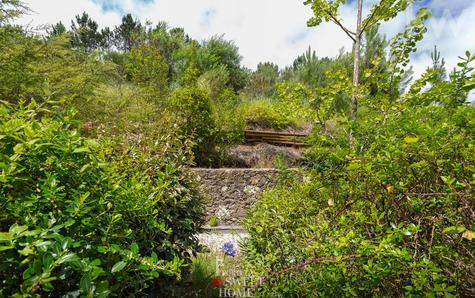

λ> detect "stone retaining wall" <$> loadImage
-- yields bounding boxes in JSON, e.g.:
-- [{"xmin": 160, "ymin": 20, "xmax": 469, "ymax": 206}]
[{"xmin": 192, "ymin": 168, "xmax": 278, "ymax": 225}]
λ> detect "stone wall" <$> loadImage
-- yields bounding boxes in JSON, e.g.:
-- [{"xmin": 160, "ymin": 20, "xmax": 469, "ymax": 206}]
[{"xmin": 192, "ymin": 168, "xmax": 278, "ymax": 225}]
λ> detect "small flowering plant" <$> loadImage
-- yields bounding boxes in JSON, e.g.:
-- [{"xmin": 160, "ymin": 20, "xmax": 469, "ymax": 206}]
[{"xmin": 222, "ymin": 241, "xmax": 237, "ymax": 257}]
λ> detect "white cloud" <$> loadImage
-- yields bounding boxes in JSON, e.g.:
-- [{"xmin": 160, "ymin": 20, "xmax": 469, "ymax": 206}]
[
  {"xmin": 16, "ymin": 0, "xmax": 475, "ymax": 81},
  {"xmin": 17, "ymin": 0, "xmax": 121, "ymax": 31}
]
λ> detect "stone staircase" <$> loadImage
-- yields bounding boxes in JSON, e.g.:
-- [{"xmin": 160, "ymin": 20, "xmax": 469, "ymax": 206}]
[
  {"xmin": 193, "ymin": 168, "xmax": 278, "ymax": 225},
  {"xmin": 194, "ymin": 130, "xmax": 308, "ymax": 251},
  {"xmin": 193, "ymin": 168, "xmax": 279, "ymax": 251}
]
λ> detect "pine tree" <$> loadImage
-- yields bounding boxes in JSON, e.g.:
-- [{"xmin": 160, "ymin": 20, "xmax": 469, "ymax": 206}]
[
  {"xmin": 429, "ymin": 45, "xmax": 447, "ymax": 85},
  {"xmin": 70, "ymin": 12, "xmax": 103, "ymax": 53}
]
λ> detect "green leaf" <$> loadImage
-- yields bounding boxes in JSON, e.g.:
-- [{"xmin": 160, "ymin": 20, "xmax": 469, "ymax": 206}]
[
  {"xmin": 404, "ymin": 136, "xmax": 419, "ymax": 144},
  {"xmin": 57, "ymin": 253, "xmax": 77, "ymax": 264},
  {"xmin": 111, "ymin": 261, "xmax": 127, "ymax": 273},
  {"xmin": 80, "ymin": 164, "xmax": 90, "ymax": 173},
  {"xmin": 89, "ymin": 258, "xmax": 101, "ymax": 266},
  {"xmin": 10, "ymin": 224, "xmax": 28, "ymax": 235},
  {"xmin": 443, "ymin": 226, "xmax": 465, "ymax": 234},
  {"xmin": 0, "ymin": 245, "xmax": 14, "ymax": 251},
  {"xmin": 42, "ymin": 253, "xmax": 54, "ymax": 268},
  {"xmin": 73, "ymin": 147, "xmax": 90, "ymax": 154},
  {"xmin": 80, "ymin": 274, "xmax": 92, "ymax": 294},
  {"xmin": 19, "ymin": 246, "xmax": 34, "ymax": 256},
  {"xmin": 64, "ymin": 219, "xmax": 76, "ymax": 227},
  {"xmin": 0, "ymin": 232, "xmax": 13, "ymax": 242},
  {"xmin": 97, "ymin": 246, "xmax": 107, "ymax": 253},
  {"xmin": 130, "ymin": 243, "xmax": 139, "ymax": 255},
  {"xmin": 347, "ymin": 162, "xmax": 362, "ymax": 170}
]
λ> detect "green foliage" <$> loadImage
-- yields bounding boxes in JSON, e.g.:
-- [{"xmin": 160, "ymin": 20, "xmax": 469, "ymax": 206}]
[
  {"xmin": 239, "ymin": 99, "xmax": 294, "ymax": 130},
  {"xmin": 169, "ymin": 86, "xmax": 217, "ymax": 166},
  {"xmin": 405, "ymin": 51, "xmax": 475, "ymax": 106},
  {"xmin": 199, "ymin": 64, "xmax": 230, "ymax": 102},
  {"xmin": 70, "ymin": 12, "xmax": 104, "ymax": 53},
  {"xmin": 243, "ymin": 62, "xmax": 280, "ymax": 98},
  {"xmin": 243, "ymin": 104, "xmax": 475, "ymax": 296},
  {"xmin": 385, "ymin": 8, "xmax": 432, "ymax": 99},
  {"xmin": 0, "ymin": 100, "xmax": 205, "ymax": 296},
  {"xmin": 305, "ymin": 0, "xmax": 418, "ymax": 33},
  {"xmin": 208, "ymin": 216, "xmax": 219, "ymax": 227},
  {"xmin": 0, "ymin": 0, "xmax": 28, "ymax": 24},
  {"xmin": 125, "ymin": 44, "xmax": 169, "ymax": 100},
  {"xmin": 238, "ymin": 82, "xmax": 314, "ymax": 130},
  {"xmin": 428, "ymin": 45, "xmax": 447, "ymax": 85},
  {"xmin": 190, "ymin": 253, "xmax": 218, "ymax": 297},
  {"xmin": 46, "ymin": 22, "xmax": 67, "ymax": 38},
  {"xmin": 114, "ymin": 13, "xmax": 143, "ymax": 52},
  {"xmin": 211, "ymin": 90, "xmax": 246, "ymax": 165},
  {"xmin": 0, "ymin": 26, "xmax": 110, "ymax": 105},
  {"xmin": 199, "ymin": 35, "xmax": 249, "ymax": 91}
]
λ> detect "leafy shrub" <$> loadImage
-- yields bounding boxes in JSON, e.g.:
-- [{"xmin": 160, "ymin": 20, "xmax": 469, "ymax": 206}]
[
  {"xmin": 243, "ymin": 104, "xmax": 475, "ymax": 297},
  {"xmin": 80, "ymin": 84, "xmax": 163, "ymax": 138},
  {"xmin": 0, "ymin": 100, "xmax": 205, "ymax": 296},
  {"xmin": 169, "ymin": 86, "xmax": 217, "ymax": 166},
  {"xmin": 0, "ymin": 27, "xmax": 109, "ymax": 104},
  {"xmin": 238, "ymin": 83, "xmax": 314, "ymax": 130},
  {"xmin": 125, "ymin": 44, "xmax": 169, "ymax": 101},
  {"xmin": 210, "ymin": 90, "xmax": 245, "ymax": 165},
  {"xmin": 239, "ymin": 99, "xmax": 294, "ymax": 130}
]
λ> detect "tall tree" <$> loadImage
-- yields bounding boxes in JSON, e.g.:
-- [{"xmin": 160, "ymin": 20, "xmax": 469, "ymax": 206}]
[
  {"xmin": 243, "ymin": 62, "xmax": 280, "ymax": 97},
  {"xmin": 0, "ymin": 0, "xmax": 28, "ymax": 24},
  {"xmin": 199, "ymin": 35, "xmax": 248, "ymax": 90},
  {"xmin": 114, "ymin": 13, "xmax": 142, "ymax": 52},
  {"xmin": 428, "ymin": 45, "xmax": 447, "ymax": 85},
  {"xmin": 70, "ymin": 12, "xmax": 103, "ymax": 53},
  {"xmin": 46, "ymin": 22, "xmax": 67, "ymax": 39},
  {"xmin": 304, "ymin": 0, "xmax": 418, "ymax": 121},
  {"xmin": 293, "ymin": 46, "xmax": 334, "ymax": 88}
]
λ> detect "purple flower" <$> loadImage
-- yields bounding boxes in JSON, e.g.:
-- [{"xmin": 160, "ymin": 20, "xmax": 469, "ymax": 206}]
[{"xmin": 222, "ymin": 241, "xmax": 237, "ymax": 257}]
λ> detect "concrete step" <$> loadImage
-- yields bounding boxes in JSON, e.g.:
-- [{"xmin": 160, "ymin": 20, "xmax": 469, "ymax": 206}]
[
  {"xmin": 203, "ymin": 225, "xmax": 246, "ymax": 232},
  {"xmin": 198, "ymin": 226, "xmax": 249, "ymax": 252}
]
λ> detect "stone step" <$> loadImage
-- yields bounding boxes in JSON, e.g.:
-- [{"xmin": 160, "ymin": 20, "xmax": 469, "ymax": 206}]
[
  {"xmin": 198, "ymin": 226, "xmax": 249, "ymax": 252},
  {"xmin": 203, "ymin": 225, "xmax": 246, "ymax": 232}
]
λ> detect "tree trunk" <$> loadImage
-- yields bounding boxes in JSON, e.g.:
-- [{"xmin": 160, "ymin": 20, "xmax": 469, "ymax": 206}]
[{"xmin": 352, "ymin": 0, "xmax": 363, "ymax": 122}]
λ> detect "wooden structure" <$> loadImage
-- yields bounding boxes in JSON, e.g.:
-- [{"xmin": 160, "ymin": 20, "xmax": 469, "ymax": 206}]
[{"xmin": 244, "ymin": 130, "xmax": 307, "ymax": 147}]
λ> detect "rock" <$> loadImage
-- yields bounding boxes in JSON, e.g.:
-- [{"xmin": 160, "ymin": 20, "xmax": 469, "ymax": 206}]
[{"xmin": 227, "ymin": 143, "xmax": 304, "ymax": 168}]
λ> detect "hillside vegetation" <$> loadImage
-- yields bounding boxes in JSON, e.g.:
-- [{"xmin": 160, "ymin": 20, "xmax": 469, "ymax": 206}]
[{"xmin": 0, "ymin": 0, "xmax": 474, "ymax": 296}]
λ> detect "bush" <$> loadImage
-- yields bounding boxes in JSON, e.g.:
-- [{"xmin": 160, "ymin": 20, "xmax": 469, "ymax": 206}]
[
  {"xmin": 0, "ymin": 27, "xmax": 109, "ymax": 105},
  {"xmin": 238, "ymin": 83, "xmax": 314, "ymax": 130},
  {"xmin": 125, "ymin": 44, "xmax": 169, "ymax": 101},
  {"xmin": 169, "ymin": 86, "xmax": 217, "ymax": 166},
  {"xmin": 243, "ymin": 105, "xmax": 475, "ymax": 297},
  {"xmin": 0, "ymin": 100, "xmax": 205, "ymax": 296},
  {"xmin": 238, "ymin": 98, "xmax": 298, "ymax": 130}
]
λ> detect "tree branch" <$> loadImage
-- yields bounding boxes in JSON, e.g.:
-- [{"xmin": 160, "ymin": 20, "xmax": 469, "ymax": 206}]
[
  {"xmin": 252, "ymin": 254, "xmax": 360, "ymax": 290},
  {"xmin": 360, "ymin": 2, "xmax": 382, "ymax": 35},
  {"xmin": 324, "ymin": 10, "xmax": 357, "ymax": 43}
]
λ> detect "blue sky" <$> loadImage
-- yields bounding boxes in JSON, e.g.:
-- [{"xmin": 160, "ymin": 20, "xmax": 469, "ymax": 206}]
[{"xmin": 18, "ymin": 0, "xmax": 475, "ymax": 84}]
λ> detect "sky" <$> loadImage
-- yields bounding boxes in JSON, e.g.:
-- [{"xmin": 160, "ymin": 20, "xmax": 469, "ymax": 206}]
[{"xmin": 16, "ymin": 0, "xmax": 475, "ymax": 83}]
